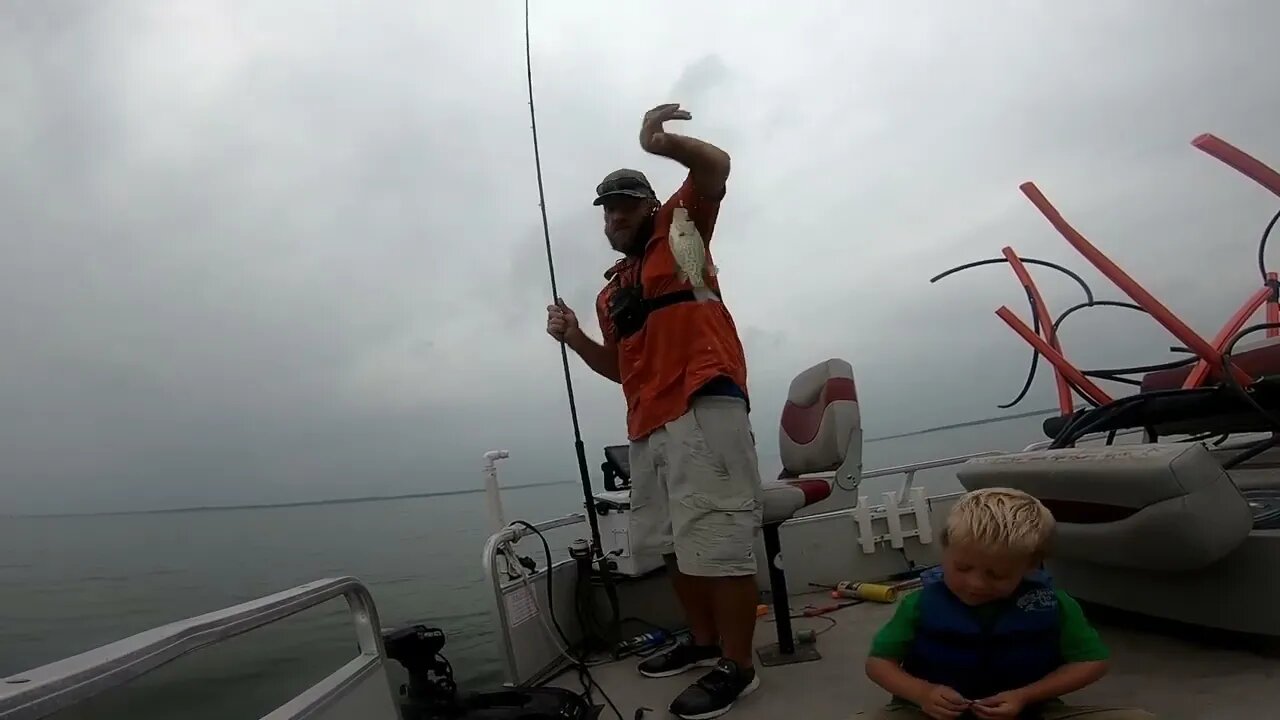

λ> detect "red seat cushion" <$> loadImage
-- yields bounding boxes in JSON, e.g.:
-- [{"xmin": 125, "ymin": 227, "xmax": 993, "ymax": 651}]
[
  {"xmin": 786, "ymin": 477, "xmax": 833, "ymax": 507},
  {"xmin": 761, "ymin": 477, "xmax": 834, "ymax": 524}
]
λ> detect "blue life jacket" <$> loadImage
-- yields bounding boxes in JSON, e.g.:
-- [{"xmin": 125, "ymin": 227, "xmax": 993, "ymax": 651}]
[{"xmin": 901, "ymin": 566, "xmax": 1062, "ymax": 700}]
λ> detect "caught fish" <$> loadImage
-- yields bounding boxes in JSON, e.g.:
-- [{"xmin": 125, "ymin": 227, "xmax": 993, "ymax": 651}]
[{"xmin": 668, "ymin": 207, "xmax": 717, "ymax": 301}]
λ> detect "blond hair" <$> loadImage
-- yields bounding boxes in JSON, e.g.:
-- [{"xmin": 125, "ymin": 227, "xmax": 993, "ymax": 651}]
[{"xmin": 943, "ymin": 487, "xmax": 1055, "ymax": 557}]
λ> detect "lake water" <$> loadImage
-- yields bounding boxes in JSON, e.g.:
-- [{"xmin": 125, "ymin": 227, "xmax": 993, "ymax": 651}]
[{"xmin": 0, "ymin": 413, "xmax": 1050, "ymax": 719}]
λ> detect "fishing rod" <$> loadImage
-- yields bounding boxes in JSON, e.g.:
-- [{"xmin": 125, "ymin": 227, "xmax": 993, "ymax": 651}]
[{"xmin": 523, "ymin": 0, "xmax": 621, "ymax": 645}]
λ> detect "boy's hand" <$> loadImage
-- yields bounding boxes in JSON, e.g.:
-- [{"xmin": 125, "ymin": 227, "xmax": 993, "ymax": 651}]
[
  {"xmin": 918, "ymin": 684, "xmax": 970, "ymax": 719},
  {"xmin": 972, "ymin": 689, "xmax": 1028, "ymax": 719}
]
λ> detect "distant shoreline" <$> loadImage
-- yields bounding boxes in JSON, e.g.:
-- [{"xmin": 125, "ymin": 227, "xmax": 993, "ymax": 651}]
[
  {"xmin": 13, "ymin": 407, "xmax": 1076, "ymax": 519},
  {"xmin": 7, "ymin": 479, "xmax": 575, "ymax": 520},
  {"xmin": 865, "ymin": 405, "xmax": 1077, "ymax": 443}
]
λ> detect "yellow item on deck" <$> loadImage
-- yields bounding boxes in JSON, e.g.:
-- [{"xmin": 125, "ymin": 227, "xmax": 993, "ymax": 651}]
[{"xmin": 832, "ymin": 581, "xmax": 898, "ymax": 603}]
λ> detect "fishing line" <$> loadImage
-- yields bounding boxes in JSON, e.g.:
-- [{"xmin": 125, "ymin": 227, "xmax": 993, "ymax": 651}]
[
  {"xmin": 522, "ymin": 0, "xmax": 621, "ymax": 648},
  {"xmin": 523, "ymin": 0, "xmax": 599, "ymax": 550}
]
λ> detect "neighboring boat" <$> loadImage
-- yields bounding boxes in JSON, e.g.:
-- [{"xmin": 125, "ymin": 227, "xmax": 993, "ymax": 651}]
[{"xmin": 5, "ymin": 132, "xmax": 1280, "ymax": 719}]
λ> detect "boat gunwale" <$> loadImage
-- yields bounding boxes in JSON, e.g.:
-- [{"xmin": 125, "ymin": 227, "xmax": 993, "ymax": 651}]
[{"xmin": 0, "ymin": 577, "xmax": 385, "ymax": 720}]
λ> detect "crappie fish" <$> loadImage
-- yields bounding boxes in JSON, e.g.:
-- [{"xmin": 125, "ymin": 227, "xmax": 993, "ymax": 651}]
[{"xmin": 668, "ymin": 207, "xmax": 717, "ymax": 301}]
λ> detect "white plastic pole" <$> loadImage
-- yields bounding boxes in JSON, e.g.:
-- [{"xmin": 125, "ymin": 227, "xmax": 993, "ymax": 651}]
[{"xmin": 483, "ymin": 450, "xmax": 511, "ymax": 534}]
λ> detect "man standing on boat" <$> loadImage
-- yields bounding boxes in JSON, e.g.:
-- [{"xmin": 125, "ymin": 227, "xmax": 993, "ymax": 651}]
[{"xmin": 546, "ymin": 103, "xmax": 762, "ymax": 720}]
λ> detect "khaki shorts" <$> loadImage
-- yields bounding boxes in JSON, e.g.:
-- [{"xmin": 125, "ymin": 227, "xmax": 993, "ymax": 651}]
[{"xmin": 628, "ymin": 395, "xmax": 764, "ymax": 577}]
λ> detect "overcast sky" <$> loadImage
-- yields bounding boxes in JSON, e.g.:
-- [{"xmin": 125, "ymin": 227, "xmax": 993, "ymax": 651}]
[{"xmin": 2, "ymin": 1, "xmax": 1278, "ymax": 514}]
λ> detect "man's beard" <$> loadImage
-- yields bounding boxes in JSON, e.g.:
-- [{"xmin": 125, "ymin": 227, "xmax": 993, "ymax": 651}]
[{"xmin": 615, "ymin": 213, "xmax": 656, "ymax": 257}]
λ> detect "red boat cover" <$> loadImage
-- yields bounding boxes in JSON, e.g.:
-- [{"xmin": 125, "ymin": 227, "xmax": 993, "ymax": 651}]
[{"xmin": 1141, "ymin": 337, "xmax": 1280, "ymax": 391}]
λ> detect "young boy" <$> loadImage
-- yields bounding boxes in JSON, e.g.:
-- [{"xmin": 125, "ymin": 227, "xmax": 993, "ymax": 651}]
[{"xmin": 864, "ymin": 487, "xmax": 1155, "ymax": 720}]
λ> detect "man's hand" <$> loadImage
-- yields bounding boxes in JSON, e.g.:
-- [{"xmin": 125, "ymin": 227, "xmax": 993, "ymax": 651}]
[
  {"xmin": 917, "ymin": 684, "xmax": 971, "ymax": 720},
  {"xmin": 637, "ymin": 102, "xmax": 729, "ymax": 198},
  {"xmin": 639, "ymin": 103, "xmax": 692, "ymax": 155},
  {"xmin": 972, "ymin": 689, "xmax": 1028, "ymax": 719},
  {"xmin": 546, "ymin": 300, "xmax": 582, "ymax": 344},
  {"xmin": 546, "ymin": 300, "xmax": 621, "ymax": 383}
]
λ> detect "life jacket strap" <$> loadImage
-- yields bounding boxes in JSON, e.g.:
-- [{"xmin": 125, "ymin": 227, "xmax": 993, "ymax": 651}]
[{"xmin": 644, "ymin": 287, "xmax": 720, "ymax": 313}]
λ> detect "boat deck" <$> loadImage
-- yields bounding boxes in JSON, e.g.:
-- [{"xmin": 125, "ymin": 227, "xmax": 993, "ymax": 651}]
[{"xmin": 558, "ymin": 589, "xmax": 1280, "ymax": 720}]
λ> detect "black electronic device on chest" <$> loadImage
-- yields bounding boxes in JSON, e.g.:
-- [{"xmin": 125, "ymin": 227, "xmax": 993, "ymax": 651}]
[{"xmin": 607, "ymin": 254, "xmax": 719, "ymax": 340}]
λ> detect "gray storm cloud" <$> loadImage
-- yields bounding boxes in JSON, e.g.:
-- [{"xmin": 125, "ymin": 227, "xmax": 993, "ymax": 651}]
[{"xmin": 2, "ymin": 1, "xmax": 1277, "ymax": 514}]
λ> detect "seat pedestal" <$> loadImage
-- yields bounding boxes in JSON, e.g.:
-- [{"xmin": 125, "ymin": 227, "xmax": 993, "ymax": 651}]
[
  {"xmin": 756, "ymin": 521, "xmax": 822, "ymax": 667},
  {"xmin": 753, "ymin": 476, "xmax": 833, "ymax": 667}
]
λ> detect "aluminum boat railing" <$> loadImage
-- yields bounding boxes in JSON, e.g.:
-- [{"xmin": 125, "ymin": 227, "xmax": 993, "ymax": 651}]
[{"xmin": 0, "ymin": 577, "xmax": 400, "ymax": 720}]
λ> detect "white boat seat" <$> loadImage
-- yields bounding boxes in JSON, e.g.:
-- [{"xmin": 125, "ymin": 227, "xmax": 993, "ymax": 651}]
[
  {"xmin": 764, "ymin": 357, "xmax": 863, "ymax": 522},
  {"xmin": 759, "ymin": 358, "xmax": 863, "ymax": 665},
  {"xmin": 956, "ymin": 443, "xmax": 1254, "ymax": 572}
]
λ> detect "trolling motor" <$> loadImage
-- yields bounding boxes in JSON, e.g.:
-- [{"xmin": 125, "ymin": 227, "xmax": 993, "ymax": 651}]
[
  {"xmin": 384, "ymin": 624, "xmax": 596, "ymax": 720},
  {"xmin": 382, "ymin": 625, "xmax": 460, "ymax": 719}
]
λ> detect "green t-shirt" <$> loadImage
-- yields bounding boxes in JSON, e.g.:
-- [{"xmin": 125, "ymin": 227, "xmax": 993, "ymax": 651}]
[{"xmin": 868, "ymin": 587, "xmax": 1110, "ymax": 663}]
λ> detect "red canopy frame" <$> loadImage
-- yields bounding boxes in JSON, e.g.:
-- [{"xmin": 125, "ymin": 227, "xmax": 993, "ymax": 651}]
[
  {"xmin": 994, "ymin": 133, "xmax": 1280, "ymax": 414},
  {"xmin": 999, "ymin": 247, "xmax": 1094, "ymax": 413}
]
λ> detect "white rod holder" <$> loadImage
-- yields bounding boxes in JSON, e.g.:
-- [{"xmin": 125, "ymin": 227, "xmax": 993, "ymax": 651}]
[{"xmin": 483, "ymin": 450, "xmax": 511, "ymax": 535}]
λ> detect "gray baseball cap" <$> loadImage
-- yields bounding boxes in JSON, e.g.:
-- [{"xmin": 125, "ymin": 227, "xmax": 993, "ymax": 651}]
[{"xmin": 592, "ymin": 168, "xmax": 657, "ymax": 206}]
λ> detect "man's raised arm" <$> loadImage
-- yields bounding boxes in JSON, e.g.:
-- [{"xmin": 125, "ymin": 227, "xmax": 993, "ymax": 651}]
[{"xmin": 638, "ymin": 103, "xmax": 731, "ymax": 200}]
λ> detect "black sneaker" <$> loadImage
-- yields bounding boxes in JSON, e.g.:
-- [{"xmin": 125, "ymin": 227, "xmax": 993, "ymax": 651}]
[
  {"xmin": 668, "ymin": 659, "xmax": 760, "ymax": 720},
  {"xmin": 636, "ymin": 635, "xmax": 721, "ymax": 678}
]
